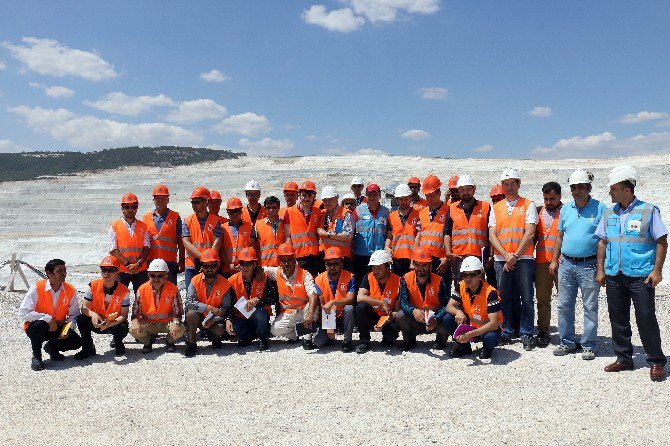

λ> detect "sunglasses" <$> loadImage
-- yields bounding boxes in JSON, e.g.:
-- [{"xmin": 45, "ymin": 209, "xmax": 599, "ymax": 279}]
[
  {"xmin": 149, "ymin": 273, "xmax": 166, "ymax": 279},
  {"xmin": 100, "ymin": 267, "xmax": 118, "ymax": 274},
  {"xmin": 239, "ymin": 261, "xmax": 255, "ymax": 267},
  {"xmin": 325, "ymin": 262, "xmax": 342, "ymax": 268},
  {"xmin": 408, "ymin": 185, "xmax": 420, "ymax": 190},
  {"xmin": 462, "ymin": 272, "xmax": 480, "ymax": 278},
  {"xmin": 246, "ymin": 192, "xmax": 261, "ymax": 197},
  {"xmin": 191, "ymin": 200, "xmax": 205, "ymax": 205},
  {"xmin": 351, "ymin": 184, "xmax": 363, "ymax": 189},
  {"xmin": 201, "ymin": 263, "xmax": 218, "ymax": 270},
  {"xmin": 122, "ymin": 204, "xmax": 138, "ymax": 210},
  {"xmin": 228, "ymin": 209, "xmax": 242, "ymax": 215}
]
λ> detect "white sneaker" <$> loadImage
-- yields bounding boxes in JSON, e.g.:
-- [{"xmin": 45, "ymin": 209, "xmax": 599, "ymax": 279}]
[{"xmin": 582, "ymin": 348, "xmax": 595, "ymax": 360}]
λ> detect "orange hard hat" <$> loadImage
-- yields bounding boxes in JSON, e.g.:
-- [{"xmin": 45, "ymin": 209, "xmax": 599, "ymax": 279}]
[
  {"xmin": 209, "ymin": 190, "xmax": 222, "ymax": 201},
  {"xmin": 121, "ymin": 193, "xmax": 139, "ymax": 204},
  {"xmin": 324, "ymin": 247, "xmax": 343, "ymax": 260},
  {"xmin": 421, "ymin": 175, "xmax": 441, "ymax": 195},
  {"xmin": 277, "ymin": 243, "xmax": 296, "ymax": 257},
  {"xmin": 412, "ymin": 247, "xmax": 433, "ymax": 263},
  {"xmin": 99, "ymin": 255, "xmax": 120, "ymax": 268},
  {"xmin": 299, "ymin": 181, "xmax": 317, "ymax": 192},
  {"xmin": 190, "ymin": 186, "xmax": 210, "ymax": 200},
  {"xmin": 200, "ymin": 248, "xmax": 219, "ymax": 264},
  {"xmin": 408, "ymin": 176, "xmax": 421, "ymax": 185},
  {"xmin": 489, "ymin": 184, "xmax": 505, "ymax": 197},
  {"xmin": 448, "ymin": 176, "xmax": 459, "ymax": 189},
  {"xmin": 283, "ymin": 181, "xmax": 299, "ymax": 192},
  {"xmin": 152, "ymin": 184, "xmax": 170, "ymax": 197},
  {"xmin": 238, "ymin": 247, "xmax": 258, "ymax": 262},
  {"xmin": 226, "ymin": 197, "xmax": 243, "ymax": 210}
]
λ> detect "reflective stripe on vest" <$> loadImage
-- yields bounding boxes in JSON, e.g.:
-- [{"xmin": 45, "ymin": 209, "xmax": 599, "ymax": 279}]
[
  {"xmin": 403, "ymin": 271, "xmax": 441, "ymax": 310},
  {"xmin": 277, "ymin": 267, "xmax": 310, "ymax": 311},
  {"xmin": 112, "ymin": 219, "xmax": 148, "ymax": 273},
  {"xmin": 367, "ymin": 272, "xmax": 401, "ymax": 317},
  {"xmin": 389, "ymin": 209, "xmax": 420, "ymax": 260},
  {"xmin": 418, "ymin": 205, "xmax": 448, "ymax": 258},
  {"xmin": 256, "ymin": 218, "xmax": 285, "ymax": 267},
  {"xmin": 143, "ymin": 210, "xmax": 179, "ymax": 262},
  {"xmin": 287, "ymin": 206, "xmax": 321, "ymax": 258},
  {"xmin": 184, "ymin": 213, "xmax": 219, "ymax": 268},
  {"xmin": 138, "ymin": 281, "xmax": 178, "ymax": 323},
  {"xmin": 315, "ymin": 270, "xmax": 352, "ymax": 318},
  {"xmin": 458, "ymin": 280, "xmax": 502, "ymax": 328},
  {"xmin": 229, "ymin": 271, "xmax": 272, "ymax": 315},
  {"xmin": 191, "ymin": 273, "xmax": 230, "ymax": 317},
  {"xmin": 319, "ymin": 206, "xmax": 353, "ymax": 258},
  {"xmin": 493, "ymin": 198, "xmax": 534, "ymax": 257},
  {"xmin": 354, "ymin": 204, "xmax": 390, "ymax": 256},
  {"xmin": 604, "ymin": 201, "xmax": 657, "ymax": 277},
  {"xmin": 89, "ymin": 279, "xmax": 128, "ymax": 318},
  {"xmin": 221, "ymin": 221, "xmax": 252, "ymax": 271},
  {"xmin": 449, "ymin": 201, "xmax": 490, "ymax": 256},
  {"xmin": 535, "ymin": 206, "xmax": 560, "ymax": 264},
  {"xmin": 24, "ymin": 280, "xmax": 76, "ymax": 330}
]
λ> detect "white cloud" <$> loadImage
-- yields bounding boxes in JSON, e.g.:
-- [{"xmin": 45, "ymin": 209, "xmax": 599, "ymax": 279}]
[
  {"xmin": 8, "ymin": 105, "xmax": 202, "ymax": 149},
  {"xmin": 200, "ymin": 69, "xmax": 230, "ymax": 83},
  {"xmin": 356, "ymin": 148, "xmax": 388, "ymax": 156},
  {"xmin": 417, "ymin": 86, "xmax": 447, "ymax": 100},
  {"xmin": 0, "ymin": 139, "xmax": 27, "ymax": 153},
  {"xmin": 213, "ymin": 112, "xmax": 271, "ymax": 137},
  {"xmin": 84, "ymin": 92, "xmax": 176, "ymax": 116},
  {"xmin": 351, "ymin": 0, "xmax": 441, "ymax": 23},
  {"xmin": 402, "ymin": 129, "xmax": 431, "ymax": 140},
  {"xmin": 0, "ymin": 61, "xmax": 6, "ymax": 70},
  {"xmin": 531, "ymin": 131, "xmax": 670, "ymax": 159},
  {"xmin": 618, "ymin": 111, "xmax": 670, "ymax": 124},
  {"xmin": 1, "ymin": 37, "xmax": 117, "ymax": 81},
  {"xmin": 238, "ymin": 137, "xmax": 294, "ymax": 156},
  {"xmin": 305, "ymin": 135, "xmax": 318, "ymax": 140},
  {"xmin": 44, "ymin": 85, "xmax": 75, "ymax": 98},
  {"xmin": 528, "ymin": 106, "xmax": 552, "ymax": 117},
  {"xmin": 165, "ymin": 99, "xmax": 228, "ymax": 124},
  {"xmin": 472, "ymin": 144, "xmax": 493, "ymax": 153},
  {"xmin": 301, "ymin": 5, "xmax": 366, "ymax": 32},
  {"xmin": 321, "ymin": 147, "xmax": 388, "ymax": 156}
]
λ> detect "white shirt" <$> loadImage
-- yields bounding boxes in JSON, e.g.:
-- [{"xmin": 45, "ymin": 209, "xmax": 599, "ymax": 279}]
[
  {"xmin": 18, "ymin": 281, "xmax": 81, "ymax": 324},
  {"xmin": 488, "ymin": 197, "xmax": 539, "ymax": 261},
  {"xmin": 108, "ymin": 218, "xmax": 150, "ymax": 252},
  {"xmin": 262, "ymin": 266, "xmax": 318, "ymax": 296}
]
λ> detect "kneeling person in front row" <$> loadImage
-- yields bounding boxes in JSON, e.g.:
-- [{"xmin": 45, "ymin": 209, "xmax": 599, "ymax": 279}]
[
  {"xmin": 75, "ymin": 256, "xmax": 130, "ymax": 359},
  {"xmin": 130, "ymin": 259, "xmax": 185, "ymax": 353},
  {"xmin": 444, "ymin": 256, "xmax": 502, "ymax": 360}
]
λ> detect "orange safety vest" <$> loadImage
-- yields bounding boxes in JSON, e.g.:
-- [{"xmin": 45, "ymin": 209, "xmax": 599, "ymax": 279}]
[
  {"xmin": 184, "ymin": 213, "xmax": 220, "ymax": 268},
  {"xmin": 278, "ymin": 206, "xmax": 293, "ymax": 220},
  {"xmin": 458, "ymin": 280, "xmax": 503, "ymax": 328},
  {"xmin": 535, "ymin": 206, "xmax": 560, "ymax": 264},
  {"xmin": 404, "ymin": 271, "xmax": 442, "ymax": 311},
  {"xmin": 220, "ymin": 221, "xmax": 253, "ymax": 272},
  {"xmin": 191, "ymin": 272, "xmax": 230, "ymax": 317},
  {"xmin": 319, "ymin": 206, "xmax": 353, "ymax": 259},
  {"xmin": 255, "ymin": 218, "xmax": 286, "ymax": 266},
  {"xmin": 418, "ymin": 204, "xmax": 448, "ymax": 258},
  {"xmin": 388, "ymin": 209, "xmax": 420, "ymax": 260},
  {"xmin": 143, "ymin": 210, "xmax": 179, "ymax": 262},
  {"xmin": 276, "ymin": 267, "xmax": 310, "ymax": 313},
  {"xmin": 449, "ymin": 201, "xmax": 490, "ymax": 256},
  {"xmin": 366, "ymin": 272, "xmax": 401, "ymax": 317},
  {"xmin": 287, "ymin": 206, "xmax": 321, "ymax": 258},
  {"xmin": 89, "ymin": 279, "xmax": 128, "ymax": 319},
  {"xmin": 229, "ymin": 271, "xmax": 272, "ymax": 316},
  {"xmin": 137, "ymin": 281, "xmax": 178, "ymax": 323},
  {"xmin": 242, "ymin": 205, "xmax": 267, "ymax": 226},
  {"xmin": 412, "ymin": 198, "xmax": 428, "ymax": 211},
  {"xmin": 111, "ymin": 219, "xmax": 148, "ymax": 273},
  {"xmin": 493, "ymin": 198, "xmax": 534, "ymax": 257},
  {"xmin": 24, "ymin": 280, "xmax": 76, "ymax": 330},
  {"xmin": 315, "ymin": 270, "xmax": 353, "ymax": 318}
]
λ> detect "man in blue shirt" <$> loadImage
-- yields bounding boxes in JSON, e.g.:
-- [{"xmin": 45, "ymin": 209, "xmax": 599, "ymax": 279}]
[
  {"xmin": 595, "ymin": 165, "xmax": 667, "ymax": 381},
  {"xmin": 353, "ymin": 184, "xmax": 390, "ymax": 289}
]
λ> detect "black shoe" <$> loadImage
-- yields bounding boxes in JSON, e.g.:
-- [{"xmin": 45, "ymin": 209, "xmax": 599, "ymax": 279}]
[
  {"xmin": 237, "ymin": 339, "xmax": 253, "ymax": 348},
  {"xmin": 321, "ymin": 338, "xmax": 335, "ymax": 347},
  {"xmin": 521, "ymin": 336, "xmax": 535, "ymax": 351},
  {"xmin": 109, "ymin": 339, "xmax": 116, "ymax": 348},
  {"xmin": 184, "ymin": 342, "xmax": 197, "ymax": 358},
  {"xmin": 44, "ymin": 342, "xmax": 64, "ymax": 361},
  {"xmin": 31, "ymin": 356, "xmax": 45, "ymax": 371},
  {"xmin": 356, "ymin": 342, "xmax": 371, "ymax": 354},
  {"xmin": 166, "ymin": 342, "xmax": 177, "ymax": 352},
  {"xmin": 302, "ymin": 339, "xmax": 315, "ymax": 350},
  {"xmin": 449, "ymin": 343, "xmax": 473, "ymax": 358},
  {"xmin": 478, "ymin": 348, "xmax": 493, "ymax": 360},
  {"xmin": 114, "ymin": 342, "xmax": 126, "ymax": 356},
  {"xmin": 287, "ymin": 338, "xmax": 299, "ymax": 344},
  {"xmin": 74, "ymin": 348, "xmax": 96, "ymax": 360},
  {"xmin": 141, "ymin": 344, "xmax": 153, "ymax": 354},
  {"xmin": 499, "ymin": 334, "xmax": 513, "ymax": 345},
  {"xmin": 535, "ymin": 331, "xmax": 550, "ymax": 348},
  {"xmin": 211, "ymin": 339, "xmax": 223, "ymax": 350},
  {"xmin": 341, "ymin": 341, "xmax": 352, "ymax": 353},
  {"xmin": 380, "ymin": 339, "xmax": 394, "ymax": 348},
  {"xmin": 257, "ymin": 339, "xmax": 269, "ymax": 351},
  {"xmin": 401, "ymin": 341, "xmax": 417, "ymax": 352},
  {"xmin": 432, "ymin": 339, "xmax": 446, "ymax": 350}
]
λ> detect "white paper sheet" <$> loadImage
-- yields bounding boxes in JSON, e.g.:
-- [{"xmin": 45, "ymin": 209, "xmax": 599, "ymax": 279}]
[
  {"xmin": 234, "ymin": 296, "xmax": 256, "ymax": 319},
  {"xmin": 322, "ymin": 308, "xmax": 337, "ymax": 329}
]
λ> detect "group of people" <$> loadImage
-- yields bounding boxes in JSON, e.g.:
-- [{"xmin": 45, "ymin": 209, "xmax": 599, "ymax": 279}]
[{"xmin": 18, "ymin": 164, "xmax": 667, "ymax": 381}]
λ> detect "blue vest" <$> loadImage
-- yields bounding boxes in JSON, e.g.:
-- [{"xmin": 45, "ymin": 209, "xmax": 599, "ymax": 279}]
[
  {"xmin": 604, "ymin": 201, "xmax": 656, "ymax": 277},
  {"xmin": 354, "ymin": 204, "xmax": 390, "ymax": 256}
]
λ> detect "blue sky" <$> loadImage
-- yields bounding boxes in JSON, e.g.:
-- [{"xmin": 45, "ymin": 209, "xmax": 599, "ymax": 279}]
[{"xmin": 1, "ymin": 1, "xmax": 669, "ymax": 158}]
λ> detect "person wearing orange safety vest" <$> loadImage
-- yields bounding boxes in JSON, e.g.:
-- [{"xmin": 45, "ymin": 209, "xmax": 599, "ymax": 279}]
[
  {"xmin": 533, "ymin": 181, "xmax": 562, "ymax": 348},
  {"xmin": 283, "ymin": 181, "xmax": 323, "ymax": 277},
  {"xmin": 253, "ymin": 196, "xmax": 285, "ymax": 267},
  {"xmin": 261, "ymin": 243, "xmax": 320, "ymax": 349},
  {"xmin": 312, "ymin": 247, "xmax": 356, "ymax": 352},
  {"xmin": 408, "ymin": 176, "xmax": 428, "ymax": 210},
  {"xmin": 19, "ymin": 259, "xmax": 82, "ymax": 371},
  {"xmin": 447, "ymin": 175, "xmax": 460, "ymax": 204},
  {"xmin": 208, "ymin": 190, "xmax": 230, "ymax": 225},
  {"xmin": 142, "ymin": 184, "xmax": 185, "ymax": 285},
  {"xmin": 395, "ymin": 248, "xmax": 450, "ymax": 351},
  {"xmin": 182, "ymin": 186, "xmax": 223, "ymax": 289},
  {"xmin": 241, "ymin": 180, "xmax": 267, "ymax": 225},
  {"xmin": 279, "ymin": 181, "xmax": 299, "ymax": 219},
  {"xmin": 385, "ymin": 184, "xmax": 420, "ymax": 277},
  {"xmin": 109, "ymin": 192, "xmax": 150, "ymax": 294},
  {"xmin": 488, "ymin": 168, "xmax": 538, "ymax": 351},
  {"xmin": 130, "ymin": 259, "xmax": 185, "ymax": 354},
  {"xmin": 221, "ymin": 197, "xmax": 255, "ymax": 277},
  {"xmin": 318, "ymin": 186, "xmax": 354, "ymax": 271},
  {"xmin": 183, "ymin": 249, "xmax": 233, "ymax": 357},
  {"xmin": 75, "ymin": 255, "xmax": 131, "ymax": 359}
]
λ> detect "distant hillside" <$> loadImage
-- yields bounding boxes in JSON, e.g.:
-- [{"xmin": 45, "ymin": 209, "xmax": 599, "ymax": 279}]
[{"xmin": 0, "ymin": 146, "xmax": 245, "ymax": 182}]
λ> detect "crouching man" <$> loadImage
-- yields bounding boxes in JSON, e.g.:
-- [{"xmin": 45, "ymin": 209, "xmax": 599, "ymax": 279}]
[
  {"xmin": 444, "ymin": 256, "xmax": 502, "ymax": 360},
  {"xmin": 130, "ymin": 259, "xmax": 185, "ymax": 353}
]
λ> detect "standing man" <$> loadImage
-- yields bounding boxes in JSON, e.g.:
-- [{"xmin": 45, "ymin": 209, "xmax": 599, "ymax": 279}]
[
  {"xmin": 596, "ymin": 165, "xmax": 667, "ymax": 381},
  {"xmin": 353, "ymin": 183, "xmax": 391, "ymax": 288},
  {"xmin": 447, "ymin": 176, "xmax": 460, "ymax": 203},
  {"xmin": 208, "ymin": 190, "xmax": 229, "ymax": 224},
  {"xmin": 534, "ymin": 181, "xmax": 563, "ymax": 348},
  {"xmin": 283, "ymin": 181, "xmax": 323, "ymax": 277},
  {"xmin": 109, "ymin": 192, "xmax": 150, "ymax": 294},
  {"xmin": 255, "ymin": 196, "xmax": 285, "ymax": 267},
  {"xmin": 318, "ymin": 186, "xmax": 354, "ymax": 271},
  {"xmin": 408, "ymin": 176, "xmax": 427, "ymax": 210},
  {"xmin": 221, "ymin": 197, "xmax": 254, "ymax": 277},
  {"xmin": 182, "ymin": 186, "xmax": 222, "ymax": 289},
  {"xmin": 341, "ymin": 193, "xmax": 357, "ymax": 213},
  {"xmin": 486, "ymin": 184, "xmax": 506, "ymax": 287},
  {"xmin": 19, "ymin": 259, "xmax": 82, "ymax": 371},
  {"xmin": 488, "ymin": 168, "xmax": 538, "ymax": 350},
  {"xmin": 143, "ymin": 184, "xmax": 185, "ymax": 285},
  {"xmin": 280, "ymin": 181, "xmax": 299, "ymax": 219},
  {"xmin": 550, "ymin": 169, "xmax": 606, "ymax": 360},
  {"xmin": 351, "ymin": 177, "xmax": 366, "ymax": 206},
  {"xmin": 242, "ymin": 180, "xmax": 266, "ymax": 225},
  {"xmin": 386, "ymin": 184, "xmax": 420, "ymax": 277}
]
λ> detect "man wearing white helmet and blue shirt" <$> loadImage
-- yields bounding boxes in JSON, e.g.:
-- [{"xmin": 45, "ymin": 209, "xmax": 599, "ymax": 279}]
[
  {"xmin": 350, "ymin": 177, "xmax": 367, "ymax": 206},
  {"xmin": 550, "ymin": 169, "xmax": 607, "ymax": 360},
  {"xmin": 242, "ymin": 180, "xmax": 266, "ymax": 225},
  {"xmin": 385, "ymin": 184, "xmax": 421, "ymax": 277},
  {"xmin": 595, "ymin": 165, "xmax": 667, "ymax": 381}
]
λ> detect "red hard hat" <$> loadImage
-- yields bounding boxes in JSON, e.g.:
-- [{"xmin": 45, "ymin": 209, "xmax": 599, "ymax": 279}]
[
  {"xmin": 238, "ymin": 247, "xmax": 258, "ymax": 262},
  {"xmin": 489, "ymin": 184, "xmax": 505, "ymax": 197},
  {"xmin": 324, "ymin": 247, "xmax": 343, "ymax": 260},
  {"xmin": 209, "ymin": 190, "xmax": 222, "ymax": 201},
  {"xmin": 226, "ymin": 197, "xmax": 243, "ymax": 210},
  {"xmin": 190, "ymin": 186, "xmax": 210, "ymax": 200},
  {"xmin": 277, "ymin": 243, "xmax": 296, "ymax": 257},
  {"xmin": 300, "ymin": 181, "xmax": 317, "ymax": 192},
  {"xmin": 421, "ymin": 175, "xmax": 441, "ymax": 195},
  {"xmin": 283, "ymin": 181, "xmax": 299, "ymax": 192},
  {"xmin": 99, "ymin": 255, "xmax": 120, "ymax": 268},
  {"xmin": 200, "ymin": 248, "xmax": 219, "ymax": 264},
  {"xmin": 412, "ymin": 247, "xmax": 433, "ymax": 263},
  {"xmin": 366, "ymin": 183, "xmax": 381, "ymax": 194},
  {"xmin": 408, "ymin": 176, "xmax": 421, "ymax": 185},
  {"xmin": 448, "ymin": 176, "xmax": 459, "ymax": 189},
  {"xmin": 121, "ymin": 193, "xmax": 139, "ymax": 204},
  {"xmin": 152, "ymin": 184, "xmax": 170, "ymax": 197}
]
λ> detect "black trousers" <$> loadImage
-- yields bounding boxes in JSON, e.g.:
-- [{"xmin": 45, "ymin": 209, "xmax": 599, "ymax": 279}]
[
  {"xmin": 25, "ymin": 320, "xmax": 82, "ymax": 359},
  {"xmin": 606, "ymin": 273, "xmax": 666, "ymax": 365},
  {"xmin": 353, "ymin": 255, "xmax": 372, "ymax": 290},
  {"xmin": 392, "ymin": 258, "xmax": 412, "ymax": 277},
  {"xmin": 355, "ymin": 302, "xmax": 400, "ymax": 343},
  {"xmin": 118, "ymin": 271, "xmax": 149, "ymax": 295},
  {"xmin": 77, "ymin": 314, "xmax": 129, "ymax": 352},
  {"xmin": 297, "ymin": 254, "xmax": 323, "ymax": 278}
]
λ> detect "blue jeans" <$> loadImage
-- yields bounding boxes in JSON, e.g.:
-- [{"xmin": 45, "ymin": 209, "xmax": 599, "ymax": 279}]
[
  {"xmin": 184, "ymin": 267, "xmax": 197, "ymax": 290},
  {"xmin": 232, "ymin": 308, "xmax": 270, "ymax": 342},
  {"xmin": 557, "ymin": 257, "xmax": 600, "ymax": 349},
  {"xmin": 442, "ymin": 313, "xmax": 501, "ymax": 351},
  {"xmin": 494, "ymin": 259, "xmax": 535, "ymax": 338}
]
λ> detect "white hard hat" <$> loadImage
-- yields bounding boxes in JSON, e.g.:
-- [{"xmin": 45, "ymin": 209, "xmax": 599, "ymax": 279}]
[
  {"xmin": 369, "ymin": 250, "xmax": 393, "ymax": 266},
  {"xmin": 460, "ymin": 256, "xmax": 483, "ymax": 273},
  {"xmin": 245, "ymin": 180, "xmax": 261, "ymax": 191},
  {"xmin": 568, "ymin": 168, "xmax": 593, "ymax": 186},
  {"xmin": 456, "ymin": 174, "xmax": 476, "ymax": 188},
  {"xmin": 342, "ymin": 192, "xmax": 356, "ymax": 201},
  {"xmin": 320, "ymin": 185, "xmax": 339, "ymax": 200},
  {"xmin": 608, "ymin": 165, "xmax": 638, "ymax": 187},
  {"xmin": 500, "ymin": 168, "xmax": 521, "ymax": 181},
  {"xmin": 394, "ymin": 184, "xmax": 412, "ymax": 198},
  {"xmin": 351, "ymin": 177, "xmax": 364, "ymax": 186},
  {"xmin": 148, "ymin": 259, "xmax": 169, "ymax": 272}
]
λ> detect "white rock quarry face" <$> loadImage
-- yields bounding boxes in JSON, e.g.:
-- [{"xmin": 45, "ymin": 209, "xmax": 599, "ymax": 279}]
[{"xmin": 1, "ymin": 153, "xmax": 669, "ymax": 289}]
